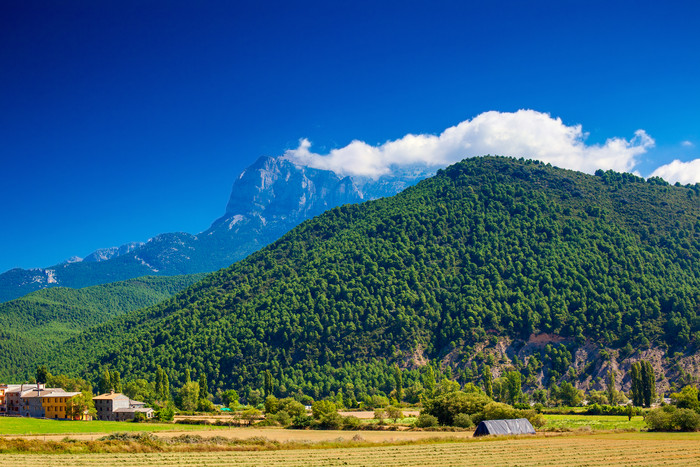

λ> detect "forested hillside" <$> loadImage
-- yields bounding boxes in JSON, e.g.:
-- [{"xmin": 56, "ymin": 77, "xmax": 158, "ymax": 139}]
[
  {"xmin": 0, "ymin": 274, "xmax": 205, "ymax": 380},
  {"xmin": 46, "ymin": 157, "xmax": 700, "ymax": 400}
]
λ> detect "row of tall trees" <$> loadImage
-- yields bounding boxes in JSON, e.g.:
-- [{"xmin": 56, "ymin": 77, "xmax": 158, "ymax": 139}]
[{"xmin": 630, "ymin": 361, "xmax": 657, "ymax": 407}]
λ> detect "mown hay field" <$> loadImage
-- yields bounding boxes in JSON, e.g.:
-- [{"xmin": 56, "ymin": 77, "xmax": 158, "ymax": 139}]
[{"xmin": 2, "ymin": 432, "xmax": 699, "ymax": 466}]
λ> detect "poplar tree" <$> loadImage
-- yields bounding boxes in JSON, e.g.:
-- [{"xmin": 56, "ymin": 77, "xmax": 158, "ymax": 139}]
[
  {"xmin": 155, "ymin": 366, "xmax": 170, "ymax": 401},
  {"xmin": 641, "ymin": 361, "xmax": 656, "ymax": 407},
  {"xmin": 482, "ymin": 365, "xmax": 493, "ymax": 399},
  {"xmin": 99, "ymin": 369, "xmax": 112, "ymax": 394},
  {"xmin": 155, "ymin": 366, "xmax": 164, "ymax": 399},
  {"xmin": 422, "ymin": 365, "xmax": 436, "ymax": 398},
  {"xmin": 111, "ymin": 370, "xmax": 122, "ymax": 393},
  {"xmin": 630, "ymin": 362, "xmax": 643, "ymax": 406},
  {"xmin": 161, "ymin": 369, "xmax": 170, "ymax": 401},
  {"xmin": 393, "ymin": 364, "xmax": 403, "ymax": 402},
  {"xmin": 606, "ymin": 370, "xmax": 616, "ymax": 405},
  {"xmin": 198, "ymin": 373, "xmax": 209, "ymax": 400},
  {"xmin": 505, "ymin": 371, "xmax": 522, "ymax": 404}
]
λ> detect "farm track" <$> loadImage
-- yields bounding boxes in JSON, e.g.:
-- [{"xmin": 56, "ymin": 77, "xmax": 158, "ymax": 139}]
[{"xmin": 2, "ymin": 433, "xmax": 700, "ymax": 466}]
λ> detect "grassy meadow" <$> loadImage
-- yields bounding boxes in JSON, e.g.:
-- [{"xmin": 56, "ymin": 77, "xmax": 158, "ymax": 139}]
[
  {"xmin": 541, "ymin": 414, "xmax": 647, "ymax": 431},
  {"xmin": 0, "ymin": 412, "xmax": 649, "ymax": 437},
  {"xmin": 0, "ymin": 417, "xmax": 227, "ymax": 435}
]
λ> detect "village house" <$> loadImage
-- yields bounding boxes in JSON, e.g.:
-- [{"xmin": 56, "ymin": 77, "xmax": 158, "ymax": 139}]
[
  {"xmin": 0, "ymin": 384, "xmax": 17, "ymax": 414},
  {"xmin": 0, "ymin": 385, "xmax": 11, "ymax": 413},
  {"xmin": 18, "ymin": 386, "xmax": 90, "ymax": 420},
  {"xmin": 93, "ymin": 392, "xmax": 154, "ymax": 421},
  {"xmin": 42, "ymin": 390, "xmax": 89, "ymax": 420},
  {"xmin": 0, "ymin": 384, "xmax": 91, "ymax": 420},
  {"xmin": 20, "ymin": 388, "xmax": 56, "ymax": 418},
  {"xmin": 3, "ymin": 384, "xmax": 41, "ymax": 416}
]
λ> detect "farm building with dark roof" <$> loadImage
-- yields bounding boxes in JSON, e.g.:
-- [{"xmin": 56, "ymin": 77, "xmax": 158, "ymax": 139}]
[{"xmin": 473, "ymin": 418, "xmax": 536, "ymax": 436}]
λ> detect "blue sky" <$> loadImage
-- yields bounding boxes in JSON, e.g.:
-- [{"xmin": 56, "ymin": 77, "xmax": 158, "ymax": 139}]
[{"xmin": 1, "ymin": 0, "xmax": 699, "ymax": 272}]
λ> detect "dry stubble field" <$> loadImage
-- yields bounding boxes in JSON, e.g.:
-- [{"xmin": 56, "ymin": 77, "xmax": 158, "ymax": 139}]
[{"xmin": 2, "ymin": 432, "xmax": 700, "ymax": 466}]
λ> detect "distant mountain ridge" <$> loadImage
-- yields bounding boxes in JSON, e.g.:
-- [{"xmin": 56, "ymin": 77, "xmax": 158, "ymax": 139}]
[
  {"xmin": 82, "ymin": 241, "xmax": 144, "ymax": 263},
  {"xmin": 0, "ymin": 156, "xmax": 430, "ymax": 302}
]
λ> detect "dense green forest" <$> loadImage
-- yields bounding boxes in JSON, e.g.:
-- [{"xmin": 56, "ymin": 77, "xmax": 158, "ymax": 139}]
[
  {"xmin": 40, "ymin": 157, "xmax": 700, "ymax": 401},
  {"xmin": 0, "ymin": 274, "xmax": 205, "ymax": 380}
]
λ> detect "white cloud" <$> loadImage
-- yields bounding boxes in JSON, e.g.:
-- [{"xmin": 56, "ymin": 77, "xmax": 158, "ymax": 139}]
[
  {"xmin": 650, "ymin": 159, "xmax": 700, "ymax": 185},
  {"xmin": 283, "ymin": 110, "xmax": 655, "ymax": 178},
  {"xmin": 682, "ymin": 140, "xmax": 694, "ymax": 147}
]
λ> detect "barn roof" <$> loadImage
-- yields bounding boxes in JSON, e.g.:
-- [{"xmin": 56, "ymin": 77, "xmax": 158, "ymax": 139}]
[{"xmin": 473, "ymin": 418, "xmax": 536, "ymax": 436}]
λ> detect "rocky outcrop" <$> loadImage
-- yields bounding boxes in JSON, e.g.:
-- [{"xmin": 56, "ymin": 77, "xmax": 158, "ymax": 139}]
[{"xmin": 436, "ymin": 336, "xmax": 700, "ymax": 395}]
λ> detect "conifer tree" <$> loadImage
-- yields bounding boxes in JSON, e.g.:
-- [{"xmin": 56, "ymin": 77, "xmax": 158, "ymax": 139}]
[{"xmin": 36, "ymin": 365, "xmax": 49, "ymax": 385}]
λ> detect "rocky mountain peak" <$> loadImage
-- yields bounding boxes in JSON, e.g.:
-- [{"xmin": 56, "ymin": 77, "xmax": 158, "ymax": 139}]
[{"xmin": 223, "ymin": 156, "xmax": 362, "ymax": 218}]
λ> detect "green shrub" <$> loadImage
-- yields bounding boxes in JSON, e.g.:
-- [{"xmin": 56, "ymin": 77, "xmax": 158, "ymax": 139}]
[
  {"xmin": 373, "ymin": 408, "xmax": 385, "ymax": 424},
  {"xmin": 362, "ymin": 395, "xmax": 390, "ymax": 409},
  {"xmin": 264, "ymin": 395, "xmax": 279, "ymax": 414},
  {"xmin": 197, "ymin": 398, "xmax": 215, "ymax": 412},
  {"xmin": 585, "ymin": 403, "xmax": 641, "ymax": 416},
  {"xmin": 671, "ymin": 408, "xmax": 700, "ymax": 431},
  {"xmin": 312, "ymin": 400, "xmax": 337, "ymax": 419},
  {"xmin": 317, "ymin": 411, "xmax": 343, "ymax": 429},
  {"xmin": 670, "ymin": 386, "xmax": 700, "ymax": 412},
  {"xmin": 342, "ymin": 415, "xmax": 362, "ymax": 429},
  {"xmin": 422, "ymin": 391, "xmax": 492, "ymax": 425},
  {"xmin": 414, "ymin": 413, "xmax": 439, "ymax": 428},
  {"xmin": 385, "ymin": 406, "xmax": 404, "ymax": 423},
  {"xmin": 289, "ymin": 414, "xmax": 314, "ymax": 428},
  {"xmin": 277, "ymin": 398, "xmax": 306, "ymax": 417},
  {"xmin": 268, "ymin": 410, "xmax": 291, "ymax": 426},
  {"xmin": 646, "ymin": 405, "xmax": 700, "ymax": 431},
  {"xmin": 155, "ymin": 406, "xmax": 174, "ymax": 422},
  {"xmin": 452, "ymin": 413, "xmax": 473, "ymax": 428}
]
